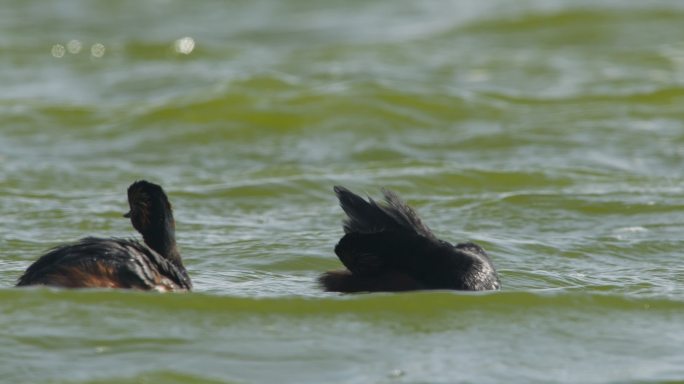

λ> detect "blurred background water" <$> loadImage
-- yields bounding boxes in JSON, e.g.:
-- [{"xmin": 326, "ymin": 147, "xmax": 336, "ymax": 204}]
[{"xmin": 1, "ymin": 0, "xmax": 684, "ymax": 383}]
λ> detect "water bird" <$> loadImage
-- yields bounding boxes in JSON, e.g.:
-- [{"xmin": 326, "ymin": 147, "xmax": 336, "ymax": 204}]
[
  {"xmin": 16, "ymin": 180, "xmax": 192, "ymax": 291},
  {"xmin": 319, "ymin": 186, "xmax": 500, "ymax": 293}
]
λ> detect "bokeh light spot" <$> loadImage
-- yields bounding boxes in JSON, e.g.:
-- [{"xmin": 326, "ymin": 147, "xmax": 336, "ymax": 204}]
[
  {"xmin": 90, "ymin": 43, "xmax": 106, "ymax": 58},
  {"xmin": 51, "ymin": 44, "xmax": 65, "ymax": 58},
  {"xmin": 67, "ymin": 40, "xmax": 82, "ymax": 54},
  {"xmin": 174, "ymin": 37, "xmax": 195, "ymax": 55}
]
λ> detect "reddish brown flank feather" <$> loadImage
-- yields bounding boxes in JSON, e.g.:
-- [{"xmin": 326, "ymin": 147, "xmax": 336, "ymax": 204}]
[{"xmin": 36, "ymin": 263, "xmax": 125, "ymax": 289}]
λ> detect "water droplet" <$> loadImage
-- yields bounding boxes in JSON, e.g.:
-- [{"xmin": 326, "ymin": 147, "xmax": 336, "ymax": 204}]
[
  {"xmin": 51, "ymin": 44, "xmax": 65, "ymax": 58},
  {"xmin": 174, "ymin": 37, "xmax": 195, "ymax": 55}
]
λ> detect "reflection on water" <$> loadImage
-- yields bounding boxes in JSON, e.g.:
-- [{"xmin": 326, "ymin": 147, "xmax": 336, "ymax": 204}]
[
  {"xmin": 90, "ymin": 42, "xmax": 105, "ymax": 58},
  {"xmin": 66, "ymin": 39, "xmax": 82, "ymax": 54},
  {"xmin": 51, "ymin": 43, "xmax": 66, "ymax": 58},
  {"xmin": 174, "ymin": 36, "xmax": 195, "ymax": 55}
]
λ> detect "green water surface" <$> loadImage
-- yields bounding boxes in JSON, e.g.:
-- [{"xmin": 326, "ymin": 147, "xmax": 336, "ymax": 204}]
[{"xmin": 1, "ymin": 0, "xmax": 684, "ymax": 383}]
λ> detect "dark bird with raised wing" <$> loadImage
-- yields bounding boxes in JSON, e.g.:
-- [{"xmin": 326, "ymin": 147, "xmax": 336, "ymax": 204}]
[{"xmin": 319, "ymin": 186, "xmax": 500, "ymax": 293}]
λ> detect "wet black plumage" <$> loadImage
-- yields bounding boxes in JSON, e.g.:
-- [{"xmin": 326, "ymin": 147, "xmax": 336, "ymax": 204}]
[
  {"xmin": 16, "ymin": 180, "xmax": 192, "ymax": 291},
  {"xmin": 319, "ymin": 186, "xmax": 500, "ymax": 293}
]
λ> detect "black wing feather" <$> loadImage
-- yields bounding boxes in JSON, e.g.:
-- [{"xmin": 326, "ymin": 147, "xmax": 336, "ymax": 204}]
[{"xmin": 334, "ymin": 185, "xmax": 435, "ymax": 239}]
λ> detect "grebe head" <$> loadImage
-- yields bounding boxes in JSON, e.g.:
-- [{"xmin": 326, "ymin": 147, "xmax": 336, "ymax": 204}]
[
  {"xmin": 125, "ymin": 180, "xmax": 188, "ymax": 282},
  {"xmin": 124, "ymin": 180, "xmax": 183, "ymax": 267},
  {"xmin": 124, "ymin": 180, "xmax": 174, "ymax": 236}
]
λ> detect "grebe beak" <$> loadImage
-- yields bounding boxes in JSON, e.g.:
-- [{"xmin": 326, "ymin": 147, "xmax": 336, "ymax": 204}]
[{"xmin": 123, "ymin": 211, "xmax": 131, "ymax": 218}]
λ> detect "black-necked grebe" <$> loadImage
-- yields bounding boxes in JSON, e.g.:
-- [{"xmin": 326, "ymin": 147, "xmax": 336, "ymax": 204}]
[
  {"xmin": 319, "ymin": 186, "xmax": 500, "ymax": 293},
  {"xmin": 16, "ymin": 180, "xmax": 192, "ymax": 291}
]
